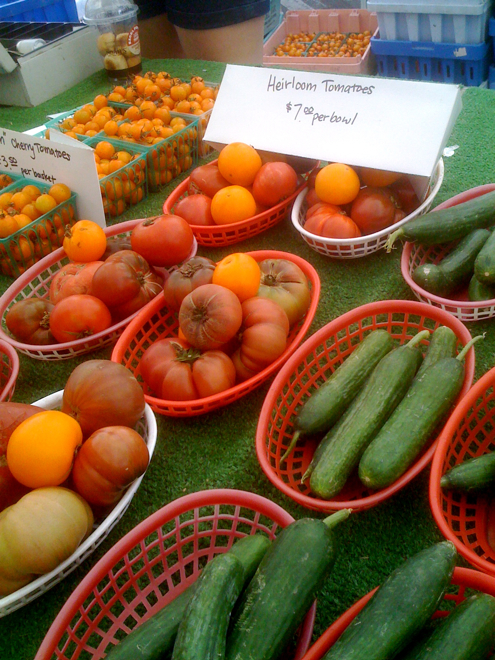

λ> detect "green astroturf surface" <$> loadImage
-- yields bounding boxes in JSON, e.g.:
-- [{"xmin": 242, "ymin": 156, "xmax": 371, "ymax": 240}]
[{"xmin": 1, "ymin": 60, "xmax": 495, "ymax": 659}]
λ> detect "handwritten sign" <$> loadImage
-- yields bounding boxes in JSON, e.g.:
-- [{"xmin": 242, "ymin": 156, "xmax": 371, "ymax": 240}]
[
  {"xmin": 0, "ymin": 127, "xmax": 105, "ymax": 227},
  {"xmin": 205, "ymin": 64, "xmax": 463, "ymax": 179}
]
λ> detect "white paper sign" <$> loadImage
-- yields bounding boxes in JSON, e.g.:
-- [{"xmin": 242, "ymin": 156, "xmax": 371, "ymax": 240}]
[
  {"xmin": 205, "ymin": 64, "xmax": 463, "ymax": 178},
  {"xmin": 0, "ymin": 127, "xmax": 105, "ymax": 227}
]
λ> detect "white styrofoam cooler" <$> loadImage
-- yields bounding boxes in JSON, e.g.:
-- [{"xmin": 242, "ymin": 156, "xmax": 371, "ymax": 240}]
[{"xmin": 367, "ymin": 0, "xmax": 494, "ymax": 43}]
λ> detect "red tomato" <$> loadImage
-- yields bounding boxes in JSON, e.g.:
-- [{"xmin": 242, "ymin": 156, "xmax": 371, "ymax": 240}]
[
  {"xmin": 305, "ymin": 210, "xmax": 361, "ymax": 239},
  {"xmin": 61, "ymin": 359, "xmax": 145, "ymax": 438},
  {"xmin": 49, "ymin": 294, "xmax": 112, "ymax": 343},
  {"xmin": 305, "ymin": 188, "xmax": 321, "ymax": 208},
  {"xmin": 174, "ymin": 194, "xmax": 214, "ymax": 226},
  {"xmin": 71, "ymin": 426, "xmax": 149, "ymax": 507},
  {"xmin": 252, "ymin": 162, "xmax": 299, "ymax": 208},
  {"xmin": 233, "ymin": 297, "xmax": 289, "ymax": 380},
  {"xmin": 350, "ymin": 187, "xmax": 399, "ymax": 235},
  {"xmin": 178, "ymin": 283, "xmax": 243, "ymax": 350},
  {"xmin": 306, "ymin": 201, "xmax": 342, "ymax": 220},
  {"xmin": 140, "ymin": 338, "xmax": 236, "ymax": 400},
  {"xmin": 49, "ymin": 261, "xmax": 103, "ymax": 304},
  {"xmin": 130, "ymin": 214, "xmax": 195, "ymax": 268},
  {"xmin": 189, "ymin": 162, "xmax": 230, "ymax": 197},
  {"xmin": 91, "ymin": 250, "xmax": 163, "ymax": 321},
  {"xmin": 390, "ymin": 177, "xmax": 420, "ymax": 215},
  {"xmin": 307, "ymin": 167, "xmax": 322, "ymax": 189},
  {"xmin": 101, "ymin": 235, "xmax": 133, "ymax": 260},
  {"xmin": 257, "ymin": 258, "xmax": 311, "ymax": 326},
  {"xmin": 5, "ymin": 298, "xmax": 55, "ymax": 345},
  {"xmin": 0, "ymin": 402, "xmax": 42, "ymax": 511},
  {"xmin": 162, "ymin": 256, "xmax": 216, "ymax": 312}
]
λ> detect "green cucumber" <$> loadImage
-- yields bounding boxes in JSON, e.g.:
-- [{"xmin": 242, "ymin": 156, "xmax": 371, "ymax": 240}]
[
  {"xmin": 104, "ymin": 533, "xmax": 271, "ymax": 660},
  {"xmin": 415, "ymin": 325, "xmax": 457, "ymax": 380},
  {"xmin": 307, "ymin": 331, "xmax": 428, "ymax": 499},
  {"xmin": 226, "ymin": 509, "xmax": 351, "ymax": 660},
  {"xmin": 385, "ymin": 189, "xmax": 495, "ymax": 250},
  {"xmin": 474, "ymin": 228, "xmax": 495, "ymax": 284},
  {"xmin": 398, "ymin": 592, "xmax": 495, "ymax": 660},
  {"xmin": 358, "ymin": 336, "xmax": 481, "ymax": 490},
  {"xmin": 440, "ymin": 451, "xmax": 495, "ymax": 492},
  {"xmin": 321, "ymin": 541, "xmax": 458, "ymax": 660},
  {"xmin": 411, "ymin": 229, "xmax": 490, "ymax": 297},
  {"xmin": 280, "ymin": 329, "xmax": 394, "ymax": 464},
  {"xmin": 468, "ymin": 274, "xmax": 495, "ymax": 301},
  {"xmin": 171, "ymin": 552, "xmax": 245, "ymax": 660}
]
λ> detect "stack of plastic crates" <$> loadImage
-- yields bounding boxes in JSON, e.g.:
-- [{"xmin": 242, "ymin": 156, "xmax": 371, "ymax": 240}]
[{"xmin": 368, "ymin": 0, "xmax": 494, "ymax": 86}]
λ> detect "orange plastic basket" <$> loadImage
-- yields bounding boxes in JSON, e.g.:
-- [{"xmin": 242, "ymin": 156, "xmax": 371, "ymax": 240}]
[
  {"xmin": 299, "ymin": 566, "xmax": 495, "ymax": 660},
  {"xmin": 401, "ymin": 183, "xmax": 495, "ymax": 322},
  {"xmin": 111, "ymin": 250, "xmax": 320, "ymax": 417},
  {"xmin": 0, "ymin": 337, "xmax": 19, "ymax": 401},
  {"xmin": 430, "ymin": 364, "xmax": 495, "ymax": 577},
  {"xmin": 0, "ymin": 219, "xmax": 197, "ymax": 361},
  {"xmin": 34, "ymin": 489, "xmax": 316, "ymax": 660},
  {"xmin": 256, "ymin": 300, "xmax": 475, "ymax": 513},
  {"xmin": 162, "ymin": 160, "xmax": 311, "ymax": 247}
]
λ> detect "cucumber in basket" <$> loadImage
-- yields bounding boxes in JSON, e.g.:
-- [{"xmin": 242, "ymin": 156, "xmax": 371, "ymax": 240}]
[
  {"xmin": 415, "ymin": 325, "xmax": 458, "ymax": 380},
  {"xmin": 280, "ymin": 329, "xmax": 394, "ymax": 464},
  {"xmin": 441, "ymin": 451, "xmax": 495, "ymax": 493},
  {"xmin": 226, "ymin": 508, "xmax": 351, "ymax": 660},
  {"xmin": 104, "ymin": 533, "xmax": 271, "ymax": 660},
  {"xmin": 171, "ymin": 552, "xmax": 245, "ymax": 660},
  {"xmin": 306, "ymin": 331, "xmax": 429, "ymax": 499},
  {"xmin": 385, "ymin": 189, "xmax": 495, "ymax": 250},
  {"xmin": 358, "ymin": 335, "xmax": 482, "ymax": 491},
  {"xmin": 398, "ymin": 592, "xmax": 495, "ymax": 660},
  {"xmin": 321, "ymin": 541, "xmax": 458, "ymax": 660}
]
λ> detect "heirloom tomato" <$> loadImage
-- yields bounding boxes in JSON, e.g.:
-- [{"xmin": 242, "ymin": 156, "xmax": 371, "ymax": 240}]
[
  {"xmin": 49, "ymin": 261, "xmax": 103, "ymax": 304},
  {"xmin": 91, "ymin": 250, "xmax": 163, "ymax": 320},
  {"xmin": 5, "ymin": 298, "xmax": 55, "ymax": 345},
  {"xmin": 257, "ymin": 258, "xmax": 311, "ymax": 326},
  {"xmin": 71, "ymin": 426, "xmax": 149, "ymax": 507},
  {"xmin": 251, "ymin": 162, "xmax": 298, "ymax": 208},
  {"xmin": 350, "ymin": 187, "xmax": 401, "ymax": 235},
  {"xmin": 174, "ymin": 193, "xmax": 214, "ymax": 226},
  {"xmin": 49, "ymin": 294, "xmax": 112, "ymax": 343},
  {"xmin": 212, "ymin": 253, "xmax": 261, "ymax": 302},
  {"xmin": 163, "ymin": 256, "xmax": 216, "ymax": 311},
  {"xmin": 304, "ymin": 210, "xmax": 361, "ymax": 239},
  {"xmin": 189, "ymin": 162, "xmax": 229, "ymax": 197},
  {"xmin": 179, "ymin": 283, "xmax": 243, "ymax": 350},
  {"xmin": 130, "ymin": 214, "xmax": 194, "ymax": 268},
  {"xmin": 63, "ymin": 220, "xmax": 107, "ymax": 262},
  {"xmin": 140, "ymin": 338, "xmax": 236, "ymax": 400}
]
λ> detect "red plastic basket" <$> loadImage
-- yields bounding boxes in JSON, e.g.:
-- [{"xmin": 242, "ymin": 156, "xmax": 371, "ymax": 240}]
[
  {"xmin": 401, "ymin": 183, "xmax": 495, "ymax": 322},
  {"xmin": 430, "ymin": 365, "xmax": 495, "ymax": 577},
  {"xmin": 300, "ymin": 566, "xmax": 495, "ymax": 660},
  {"xmin": 162, "ymin": 160, "xmax": 311, "ymax": 247},
  {"xmin": 0, "ymin": 338, "xmax": 19, "ymax": 401},
  {"xmin": 256, "ymin": 300, "xmax": 475, "ymax": 513},
  {"xmin": 0, "ymin": 220, "xmax": 197, "ymax": 361},
  {"xmin": 34, "ymin": 489, "xmax": 316, "ymax": 660},
  {"xmin": 111, "ymin": 250, "xmax": 320, "ymax": 417}
]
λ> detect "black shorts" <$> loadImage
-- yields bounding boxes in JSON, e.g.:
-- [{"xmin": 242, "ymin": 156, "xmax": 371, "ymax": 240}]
[{"xmin": 136, "ymin": 0, "xmax": 271, "ymax": 29}]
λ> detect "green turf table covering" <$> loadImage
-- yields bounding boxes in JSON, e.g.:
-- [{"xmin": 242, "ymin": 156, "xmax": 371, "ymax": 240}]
[{"xmin": 1, "ymin": 59, "xmax": 495, "ymax": 660}]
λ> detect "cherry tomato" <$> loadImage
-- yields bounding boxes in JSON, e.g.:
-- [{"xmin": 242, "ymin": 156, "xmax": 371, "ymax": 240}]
[
  {"xmin": 130, "ymin": 215, "xmax": 195, "ymax": 268},
  {"xmin": 174, "ymin": 194, "xmax": 214, "ymax": 226},
  {"xmin": 5, "ymin": 298, "xmax": 55, "ymax": 345},
  {"xmin": 252, "ymin": 162, "xmax": 299, "ymax": 208},
  {"xmin": 350, "ymin": 187, "xmax": 399, "ymax": 235},
  {"xmin": 49, "ymin": 294, "xmax": 112, "ymax": 343}
]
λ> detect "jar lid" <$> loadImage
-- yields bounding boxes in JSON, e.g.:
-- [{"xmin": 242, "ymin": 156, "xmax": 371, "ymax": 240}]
[{"xmin": 82, "ymin": 0, "xmax": 138, "ymax": 26}]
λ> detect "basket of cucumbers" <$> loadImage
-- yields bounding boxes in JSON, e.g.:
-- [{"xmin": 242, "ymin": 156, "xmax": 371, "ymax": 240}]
[
  {"xmin": 430, "ymin": 365, "xmax": 495, "ymax": 579},
  {"xmin": 395, "ymin": 184, "xmax": 495, "ymax": 322},
  {"xmin": 300, "ymin": 542, "xmax": 495, "ymax": 660},
  {"xmin": 256, "ymin": 300, "xmax": 475, "ymax": 513},
  {"xmin": 34, "ymin": 489, "xmax": 328, "ymax": 660}
]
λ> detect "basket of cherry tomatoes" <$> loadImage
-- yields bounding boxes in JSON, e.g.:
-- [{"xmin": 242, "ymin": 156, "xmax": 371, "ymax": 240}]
[
  {"xmin": 162, "ymin": 142, "xmax": 319, "ymax": 247},
  {"xmin": 291, "ymin": 159, "xmax": 444, "ymax": 259},
  {"xmin": 0, "ymin": 339, "xmax": 19, "ymax": 402},
  {"xmin": 111, "ymin": 249, "xmax": 320, "ymax": 416},
  {"xmin": 0, "ymin": 216, "xmax": 197, "ymax": 360}
]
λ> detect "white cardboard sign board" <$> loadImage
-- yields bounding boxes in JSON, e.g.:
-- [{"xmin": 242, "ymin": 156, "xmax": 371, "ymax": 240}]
[
  {"xmin": 0, "ymin": 127, "xmax": 105, "ymax": 227},
  {"xmin": 205, "ymin": 64, "xmax": 463, "ymax": 180}
]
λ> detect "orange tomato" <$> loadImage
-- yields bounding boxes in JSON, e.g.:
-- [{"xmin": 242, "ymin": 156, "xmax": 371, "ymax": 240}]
[
  {"xmin": 48, "ymin": 183, "xmax": 71, "ymax": 205},
  {"xmin": 34, "ymin": 193, "xmax": 58, "ymax": 215},
  {"xmin": 211, "ymin": 185, "xmax": 257, "ymax": 225},
  {"xmin": 212, "ymin": 253, "xmax": 261, "ymax": 302},
  {"xmin": 217, "ymin": 142, "xmax": 262, "ymax": 187},
  {"xmin": 359, "ymin": 167, "xmax": 403, "ymax": 188},
  {"xmin": 314, "ymin": 163, "xmax": 361, "ymax": 206},
  {"xmin": 6, "ymin": 410, "xmax": 83, "ymax": 488},
  {"xmin": 63, "ymin": 219, "xmax": 107, "ymax": 262}
]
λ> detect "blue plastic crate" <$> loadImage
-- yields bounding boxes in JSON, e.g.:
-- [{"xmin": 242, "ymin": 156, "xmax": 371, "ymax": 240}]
[
  {"xmin": 371, "ymin": 35, "xmax": 491, "ymax": 86},
  {"xmin": 0, "ymin": 0, "xmax": 78, "ymax": 22},
  {"xmin": 489, "ymin": 63, "xmax": 495, "ymax": 88}
]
